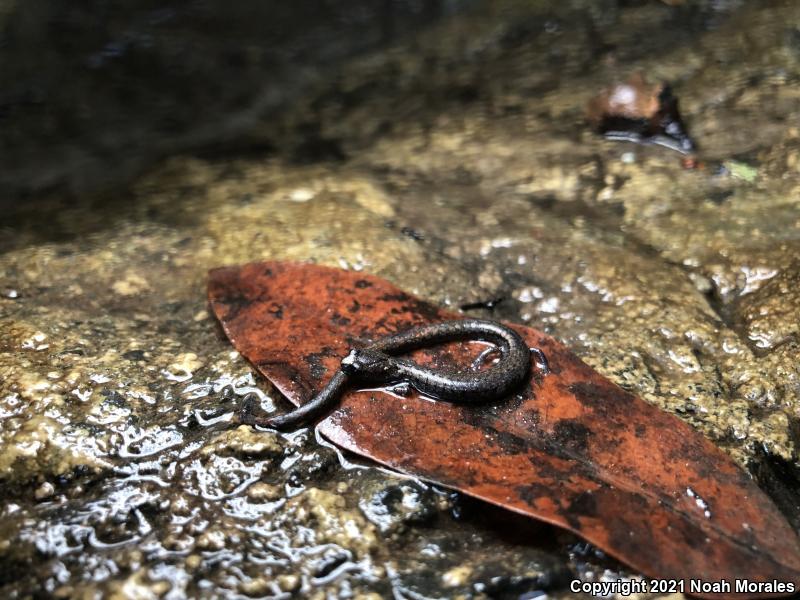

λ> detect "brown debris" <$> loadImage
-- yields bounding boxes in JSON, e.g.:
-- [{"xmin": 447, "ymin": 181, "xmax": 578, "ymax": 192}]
[{"xmin": 587, "ymin": 72, "xmax": 696, "ymax": 153}]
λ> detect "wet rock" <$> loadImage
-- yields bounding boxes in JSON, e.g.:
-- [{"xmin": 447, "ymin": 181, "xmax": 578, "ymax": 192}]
[
  {"xmin": 311, "ymin": 547, "xmax": 351, "ymax": 579},
  {"xmin": 200, "ymin": 425, "xmax": 283, "ymax": 459},
  {"xmin": 359, "ymin": 480, "xmax": 439, "ymax": 534},
  {"xmin": 246, "ymin": 482, "xmax": 283, "ymax": 503},
  {"xmin": 277, "ymin": 574, "xmax": 301, "ymax": 593},
  {"xmin": 33, "ymin": 481, "xmax": 55, "ymax": 501},
  {"xmin": 734, "ymin": 263, "xmax": 800, "ymax": 353},
  {"xmin": 442, "ymin": 564, "xmax": 472, "ymax": 587},
  {"xmin": 286, "ymin": 446, "xmax": 340, "ymax": 482},
  {"xmin": 0, "ymin": 415, "xmax": 113, "ymax": 484},
  {"xmin": 196, "ymin": 528, "xmax": 227, "ymax": 551},
  {"xmin": 285, "ymin": 487, "xmax": 378, "ymax": 554},
  {"xmin": 238, "ymin": 577, "xmax": 271, "ymax": 597},
  {"xmin": 471, "ymin": 558, "xmax": 573, "ymax": 598}
]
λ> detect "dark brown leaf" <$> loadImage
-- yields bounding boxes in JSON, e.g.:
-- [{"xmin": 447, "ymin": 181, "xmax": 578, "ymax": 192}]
[{"xmin": 208, "ymin": 261, "xmax": 800, "ymax": 598}]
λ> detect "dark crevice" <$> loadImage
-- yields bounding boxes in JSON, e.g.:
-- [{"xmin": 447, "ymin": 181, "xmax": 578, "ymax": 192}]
[{"xmin": 748, "ymin": 446, "xmax": 800, "ymax": 535}]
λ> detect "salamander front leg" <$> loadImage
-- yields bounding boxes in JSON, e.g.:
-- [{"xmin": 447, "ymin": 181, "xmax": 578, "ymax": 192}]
[{"xmin": 386, "ymin": 381, "xmax": 411, "ymax": 397}]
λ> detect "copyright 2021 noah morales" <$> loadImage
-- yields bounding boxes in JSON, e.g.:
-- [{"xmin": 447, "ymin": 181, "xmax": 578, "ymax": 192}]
[{"xmin": 569, "ymin": 578, "xmax": 796, "ymax": 596}]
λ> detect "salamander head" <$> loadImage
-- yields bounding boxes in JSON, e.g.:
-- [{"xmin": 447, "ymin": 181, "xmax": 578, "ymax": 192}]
[{"xmin": 341, "ymin": 348, "xmax": 394, "ymax": 380}]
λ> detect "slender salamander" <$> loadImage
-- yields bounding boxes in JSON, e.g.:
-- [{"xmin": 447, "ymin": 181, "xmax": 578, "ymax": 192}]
[{"xmin": 243, "ymin": 318, "xmax": 546, "ymax": 431}]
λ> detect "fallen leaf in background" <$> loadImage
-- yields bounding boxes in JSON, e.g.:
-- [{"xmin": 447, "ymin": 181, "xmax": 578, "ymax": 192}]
[
  {"xmin": 208, "ymin": 261, "xmax": 800, "ymax": 598},
  {"xmin": 587, "ymin": 71, "xmax": 696, "ymax": 154}
]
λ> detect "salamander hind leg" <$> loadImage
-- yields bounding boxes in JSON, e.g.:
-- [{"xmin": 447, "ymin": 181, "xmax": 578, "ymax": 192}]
[{"xmin": 471, "ymin": 345, "xmax": 501, "ymax": 371}]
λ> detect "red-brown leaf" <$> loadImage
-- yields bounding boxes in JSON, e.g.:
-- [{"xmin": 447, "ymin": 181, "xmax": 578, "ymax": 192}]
[{"xmin": 208, "ymin": 261, "xmax": 800, "ymax": 598}]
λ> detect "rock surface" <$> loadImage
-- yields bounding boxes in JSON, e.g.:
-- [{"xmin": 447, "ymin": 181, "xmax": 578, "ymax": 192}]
[{"xmin": 2, "ymin": 0, "xmax": 800, "ymax": 597}]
